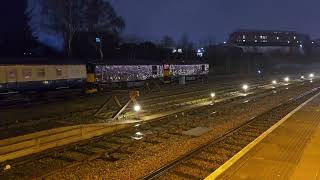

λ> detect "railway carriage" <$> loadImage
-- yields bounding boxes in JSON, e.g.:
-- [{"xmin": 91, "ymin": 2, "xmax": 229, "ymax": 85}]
[
  {"xmin": 0, "ymin": 63, "xmax": 87, "ymax": 93},
  {"xmin": 0, "ymin": 58, "xmax": 210, "ymax": 94}
]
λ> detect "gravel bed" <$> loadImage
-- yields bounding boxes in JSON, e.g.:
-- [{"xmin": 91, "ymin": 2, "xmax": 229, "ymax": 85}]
[{"xmin": 33, "ymin": 82, "xmax": 320, "ymax": 180}]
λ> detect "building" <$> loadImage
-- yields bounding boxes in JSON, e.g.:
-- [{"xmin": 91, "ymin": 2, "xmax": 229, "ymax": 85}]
[{"xmin": 228, "ymin": 30, "xmax": 310, "ymax": 54}]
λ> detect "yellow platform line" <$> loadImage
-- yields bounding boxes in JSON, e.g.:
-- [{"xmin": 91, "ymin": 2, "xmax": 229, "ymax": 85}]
[{"xmin": 205, "ymin": 91, "xmax": 320, "ymax": 180}]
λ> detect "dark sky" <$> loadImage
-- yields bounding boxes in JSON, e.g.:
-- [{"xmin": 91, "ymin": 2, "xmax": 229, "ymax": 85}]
[
  {"xmin": 111, "ymin": 0, "xmax": 320, "ymax": 43},
  {"xmin": 2, "ymin": 0, "xmax": 320, "ymax": 48}
]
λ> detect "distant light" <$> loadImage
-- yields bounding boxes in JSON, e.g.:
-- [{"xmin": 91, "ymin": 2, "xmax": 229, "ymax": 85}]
[
  {"xmin": 172, "ymin": 49, "xmax": 177, "ymax": 53},
  {"xmin": 299, "ymin": 44, "xmax": 303, "ymax": 48},
  {"xmin": 258, "ymin": 70, "xmax": 261, "ymax": 74},
  {"xmin": 43, "ymin": 80, "xmax": 49, "ymax": 84},
  {"xmin": 223, "ymin": 41, "xmax": 227, "ymax": 44},
  {"xmin": 301, "ymin": 76, "xmax": 305, "ymax": 79},
  {"xmin": 210, "ymin": 93, "xmax": 216, "ymax": 98},
  {"xmin": 96, "ymin": 37, "xmax": 101, "ymax": 43},
  {"xmin": 178, "ymin": 49, "xmax": 183, "ymax": 53},
  {"xmin": 272, "ymin": 80, "xmax": 277, "ymax": 84},
  {"xmin": 288, "ymin": 41, "xmax": 290, "ymax": 44},
  {"xmin": 309, "ymin": 73, "xmax": 314, "ymax": 78},
  {"xmin": 134, "ymin": 104, "xmax": 141, "ymax": 112},
  {"xmin": 312, "ymin": 41, "xmax": 315, "ymax": 44},
  {"xmin": 242, "ymin": 84, "xmax": 249, "ymax": 91},
  {"xmin": 284, "ymin": 77, "xmax": 290, "ymax": 82}
]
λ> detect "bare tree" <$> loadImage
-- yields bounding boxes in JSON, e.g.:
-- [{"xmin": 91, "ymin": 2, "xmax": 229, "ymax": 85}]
[
  {"xmin": 179, "ymin": 34, "xmax": 194, "ymax": 59},
  {"xmin": 40, "ymin": 0, "xmax": 85, "ymax": 57},
  {"xmin": 85, "ymin": 0, "xmax": 125, "ymax": 59},
  {"xmin": 160, "ymin": 35, "xmax": 175, "ymax": 48}
]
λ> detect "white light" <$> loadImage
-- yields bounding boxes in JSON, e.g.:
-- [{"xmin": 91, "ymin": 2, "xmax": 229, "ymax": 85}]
[
  {"xmin": 284, "ymin": 77, "xmax": 290, "ymax": 82},
  {"xmin": 134, "ymin": 104, "xmax": 141, "ymax": 112},
  {"xmin": 242, "ymin": 84, "xmax": 249, "ymax": 91},
  {"xmin": 223, "ymin": 41, "xmax": 227, "ymax": 44},
  {"xmin": 312, "ymin": 41, "xmax": 314, "ymax": 44},
  {"xmin": 210, "ymin": 93, "xmax": 216, "ymax": 98},
  {"xmin": 301, "ymin": 76, "xmax": 305, "ymax": 79},
  {"xmin": 309, "ymin": 73, "xmax": 314, "ymax": 78},
  {"xmin": 272, "ymin": 80, "xmax": 277, "ymax": 84},
  {"xmin": 258, "ymin": 70, "xmax": 261, "ymax": 74},
  {"xmin": 300, "ymin": 44, "xmax": 303, "ymax": 48},
  {"xmin": 135, "ymin": 132, "xmax": 143, "ymax": 136}
]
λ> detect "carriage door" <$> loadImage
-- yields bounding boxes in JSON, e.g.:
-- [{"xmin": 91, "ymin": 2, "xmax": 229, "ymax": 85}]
[{"xmin": 6, "ymin": 67, "xmax": 18, "ymax": 91}]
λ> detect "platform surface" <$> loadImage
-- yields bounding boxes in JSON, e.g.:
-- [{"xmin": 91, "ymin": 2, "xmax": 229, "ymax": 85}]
[{"xmin": 210, "ymin": 93, "xmax": 320, "ymax": 180}]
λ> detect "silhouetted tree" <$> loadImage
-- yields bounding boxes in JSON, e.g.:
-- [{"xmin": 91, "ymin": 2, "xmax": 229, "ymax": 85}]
[
  {"xmin": 39, "ymin": 0, "xmax": 85, "ymax": 57},
  {"xmin": 0, "ymin": 0, "xmax": 38, "ymax": 57},
  {"xmin": 84, "ymin": 0, "xmax": 125, "ymax": 59},
  {"xmin": 160, "ymin": 35, "xmax": 175, "ymax": 48}
]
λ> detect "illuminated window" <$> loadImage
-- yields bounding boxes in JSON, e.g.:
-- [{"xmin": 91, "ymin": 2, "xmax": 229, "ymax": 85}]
[
  {"xmin": 8, "ymin": 69, "xmax": 17, "ymax": 78},
  {"xmin": 37, "ymin": 68, "xmax": 46, "ymax": 77},
  {"xmin": 56, "ymin": 68, "xmax": 62, "ymax": 77},
  {"xmin": 294, "ymin": 36, "xmax": 296, "ymax": 40},
  {"xmin": 22, "ymin": 69, "xmax": 32, "ymax": 79},
  {"xmin": 260, "ymin": 35, "xmax": 267, "ymax": 40},
  {"xmin": 242, "ymin": 35, "xmax": 246, "ymax": 39}
]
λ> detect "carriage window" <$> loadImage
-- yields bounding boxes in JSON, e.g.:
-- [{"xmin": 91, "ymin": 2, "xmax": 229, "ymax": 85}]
[
  {"xmin": 22, "ymin": 69, "xmax": 32, "ymax": 79},
  {"xmin": 152, "ymin": 66, "xmax": 158, "ymax": 75},
  {"xmin": 37, "ymin": 68, "xmax": 46, "ymax": 77},
  {"xmin": 8, "ymin": 69, "xmax": 17, "ymax": 78},
  {"xmin": 56, "ymin": 68, "xmax": 63, "ymax": 77}
]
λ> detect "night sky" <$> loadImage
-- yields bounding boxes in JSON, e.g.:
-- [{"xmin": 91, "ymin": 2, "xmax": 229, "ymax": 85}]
[
  {"xmin": 1, "ymin": 0, "xmax": 320, "ymax": 46},
  {"xmin": 111, "ymin": 0, "xmax": 320, "ymax": 42}
]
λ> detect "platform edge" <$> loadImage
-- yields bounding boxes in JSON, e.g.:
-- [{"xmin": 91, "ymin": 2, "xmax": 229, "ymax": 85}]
[{"xmin": 205, "ymin": 91, "xmax": 320, "ymax": 180}]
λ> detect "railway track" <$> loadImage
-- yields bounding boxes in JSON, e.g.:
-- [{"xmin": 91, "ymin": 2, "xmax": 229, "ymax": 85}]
[
  {"xmin": 0, "ymin": 78, "xmax": 274, "ymax": 139},
  {"xmin": 0, "ymin": 79, "xmax": 315, "ymax": 179},
  {"xmin": 141, "ymin": 87, "xmax": 320, "ymax": 180}
]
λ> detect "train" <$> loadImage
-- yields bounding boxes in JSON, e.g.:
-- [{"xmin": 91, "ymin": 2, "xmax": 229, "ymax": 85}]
[{"xmin": 0, "ymin": 59, "xmax": 209, "ymax": 94}]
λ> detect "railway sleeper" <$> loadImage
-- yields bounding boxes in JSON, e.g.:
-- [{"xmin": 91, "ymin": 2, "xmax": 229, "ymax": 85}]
[
  {"xmin": 51, "ymin": 154, "xmax": 78, "ymax": 163},
  {"xmin": 192, "ymin": 156, "xmax": 221, "ymax": 167},
  {"xmin": 171, "ymin": 169, "xmax": 203, "ymax": 180},
  {"xmin": 71, "ymin": 147, "xmax": 95, "ymax": 156},
  {"xmin": 181, "ymin": 161, "xmax": 213, "ymax": 173}
]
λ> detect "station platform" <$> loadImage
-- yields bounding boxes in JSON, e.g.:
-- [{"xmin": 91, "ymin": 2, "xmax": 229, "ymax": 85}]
[{"xmin": 206, "ymin": 92, "xmax": 320, "ymax": 180}]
